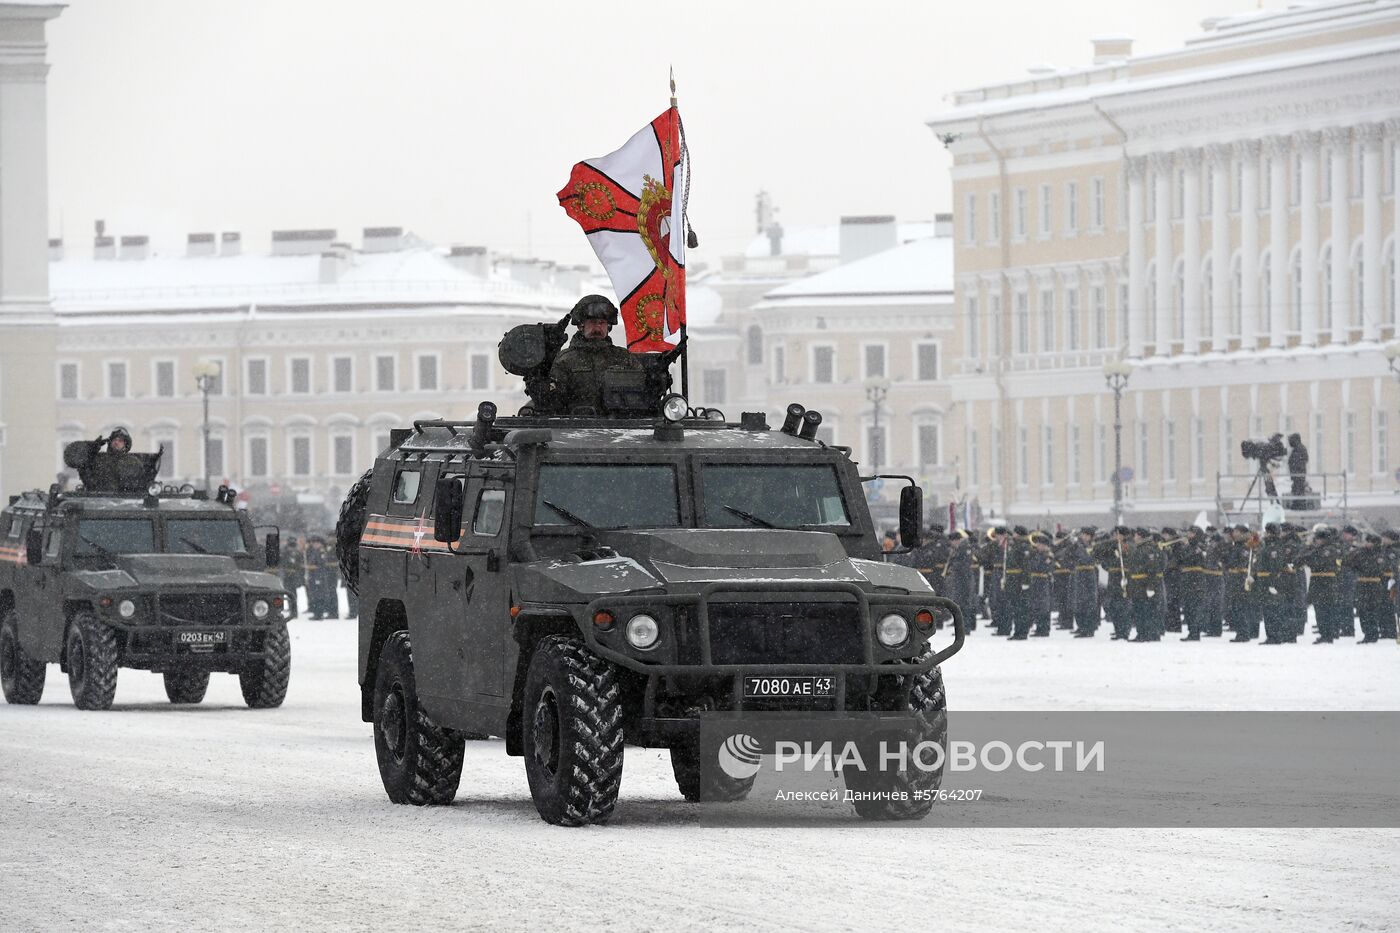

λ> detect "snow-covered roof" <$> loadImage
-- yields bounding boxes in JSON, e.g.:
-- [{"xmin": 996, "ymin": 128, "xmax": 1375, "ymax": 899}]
[
  {"xmin": 759, "ymin": 236, "xmax": 953, "ymax": 304},
  {"xmin": 742, "ymin": 221, "xmax": 938, "ymax": 259},
  {"xmin": 684, "ymin": 284, "xmax": 724, "ymax": 328},
  {"xmin": 48, "ymin": 247, "xmax": 582, "ymax": 315}
]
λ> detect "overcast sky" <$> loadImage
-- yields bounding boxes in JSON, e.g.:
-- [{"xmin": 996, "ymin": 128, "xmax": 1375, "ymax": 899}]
[{"xmin": 45, "ymin": 0, "xmax": 1283, "ymax": 270}]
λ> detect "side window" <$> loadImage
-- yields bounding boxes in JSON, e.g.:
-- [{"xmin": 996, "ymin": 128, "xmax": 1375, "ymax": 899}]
[
  {"xmin": 472, "ymin": 489, "xmax": 506, "ymax": 537},
  {"xmin": 391, "ymin": 469, "xmax": 421, "ymax": 505},
  {"xmin": 45, "ymin": 529, "xmax": 62, "ymax": 559},
  {"xmin": 7, "ymin": 516, "xmax": 23, "ymax": 539}
]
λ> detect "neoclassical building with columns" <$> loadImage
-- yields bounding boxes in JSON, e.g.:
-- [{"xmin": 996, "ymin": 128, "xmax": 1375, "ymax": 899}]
[{"xmin": 929, "ymin": 0, "xmax": 1400, "ymax": 525}]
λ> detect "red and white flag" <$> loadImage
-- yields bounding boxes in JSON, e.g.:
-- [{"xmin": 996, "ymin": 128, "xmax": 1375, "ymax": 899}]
[{"xmin": 558, "ymin": 107, "xmax": 687, "ymax": 353}]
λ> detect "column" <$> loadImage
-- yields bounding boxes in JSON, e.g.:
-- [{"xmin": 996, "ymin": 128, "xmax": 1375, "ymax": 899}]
[
  {"xmin": 1361, "ymin": 122, "xmax": 1383, "ymax": 341},
  {"xmin": 1237, "ymin": 140, "xmax": 1261, "ymax": 348},
  {"xmin": 1127, "ymin": 156, "xmax": 1146, "ymax": 357},
  {"xmin": 1326, "ymin": 126, "xmax": 1350, "ymax": 338},
  {"xmin": 1266, "ymin": 136, "xmax": 1290, "ymax": 347},
  {"xmin": 1152, "ymin": 152, "xmax": 1174, "ymax": 352},
  {"xmin": 1208, "ymin": 144, "xmax": 1230, "ymax": 352},
  {"xmin": 1297, "ymin": 131, "xmax": 1320, "ymax": 345},
  {"xmin": 1182, "ymin": 148, "xmax": 1202, "ymax": 352}
]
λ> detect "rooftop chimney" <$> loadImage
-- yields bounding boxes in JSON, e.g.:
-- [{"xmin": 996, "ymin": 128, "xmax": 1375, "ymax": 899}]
[
  {"xmin": 220, "ymin": 231, "xmax": 241, "ymax": 257},
  {"xmin": 934, "ymin": 213, "xmax": 954, "ymax": 238},
  {"xmin": 48, "ymin": 238, "xmax": 63, "ymax": 262},
  {"xmin": 319, "ymin": 244, "xmax": 351, "ymax": 284},
  {"xmin": 838, "ymin": 215, "xmax": 897, "ymax": 265},
  {"xmin": 1091, "ymin": 36, "xmax": 1133, "ymax": 65},
  {"xmin": 119, "ymin": 235, "xmax": 148, "ymax": 261},
  {"xmin": 447, "ymin": 245, "xmax": 489, "ymax": 278},
  {"xmin": 271, "ymin": 228, "xmax": 335, "ymax": 256},
  {"xmin": 94, "ymin": 235, "xmax": 115, "ymax": 260},
  {"xmin": 502, "ymin": 256, "xmax": 544, "ymax": 288},
  {"xmin": 187, "ymin": 232, "xmax": 216, "ymax": 258},
  {"xmin": 362, "ymin": 226, "xmax": 404, "ymax": 253}
]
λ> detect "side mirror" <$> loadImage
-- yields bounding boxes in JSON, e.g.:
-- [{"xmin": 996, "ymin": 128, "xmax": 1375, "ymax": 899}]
[
  {"xmin": 433, "ymin": 477, "xmax": 464, "ymax": 543},
  {"xmin": 265, "ymin": 530, "xmax": 281, "ymax": 568},
  {"xmin": 898, "ymin": 486, "xmax": 923, "ymax": 550},
  {"xmin": 25, "ymin": 528, "xmax": 43, "ymax": 566}
]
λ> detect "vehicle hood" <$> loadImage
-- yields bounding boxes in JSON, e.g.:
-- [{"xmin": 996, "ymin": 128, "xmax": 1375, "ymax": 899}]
[
  {"xmin": 70, "ymin": 554, "xmax": 284, "ymax": 592},
  {"xmin": 513, "ymin": 529, "xmax": 931, "ymax": 601}
]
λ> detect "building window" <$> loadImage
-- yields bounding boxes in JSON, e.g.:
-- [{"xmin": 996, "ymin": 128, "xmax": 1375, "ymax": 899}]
[
  {"xmin": 1174, "ymin": 265, "xmax": 1186, "ymax": 342},
  {"xmin": 916, "ymin": 422, "xmax": 939, "ymax": 469},
  {"xmin": 375, "ymin": 354, "xmax": 397, "ymax": 392},
  {"xmin": 1260, "ymin": 159, "xmax": 1271, "ymax": 210},
  {"xmin": 58, "ymin": 362, "xmax": 79, "ymax": 400},
  {"xmin": 416, "ymin": 353, "xmax": 440, "ymax": 391},
  {"xmin": 154, "ymin": 436, "xmax": 176, "ymax": 480},
  {"xmin": 332, "ymin": 356, "xmax": 353, "ymax": 393},
  {"xmin": 332, "ymin": 434, "xmax": 355, "ymax": 476},
  {"xmin": 1038, "ymin": 183, "xmax": 1051, "ymax": 236},
  {"xmin": 745, "ymin": 325, "xmax": 763, "ymax": 366},
  {"xmin": 106, "ymin": 361, "xmax": 128, "ymax": 399},
  {"xmin": 155, "ymin": 360, "xmax": 176, "ymax": 398},
  {"xmin": 1175, "ymin": 167, "xmax": 1185, "ymax": 218},
  {"xmin": 247, "ymin": 436, "xmax": 269, "ymax": 478},
  {"xmin": 701, "ymin": 369, "xmax": 726, "ymax": 405},
  {"xmin": 969, "ymin": 428, "xmax": 980, "ymax": 483},
  {"xmin": 1320, "ymin": 247, "xmax": 1333, "ymax": 333},
  {"xmin": 964, "ymin": 193, "xmax": 977, "ymax": 244},
  {"xmin": 1231, "ymin": 261, "xmax": 1243, "ymax": 337},
  {"xmin": 203, "ymin": 435, "xmax": 225, "ymax": 480},
  {"xmin": 372, "ymin": 431, "xmax": 393, "ymax": 458},
  {"xmin": 1343, "ymin": 412, "xmax": 1356, "ymax": 476},
  {"xmin": 863, "ymin": 343, "xmax": 886, "ymax": 379},
  {"xmin": 1204, "ymin": 166, "xmax": 1214, "ymax": 214},
  {"xmin": 1095, "ymin": 423, "xmax": 1107, "ymax": 483},
  {"xmin": 1374, "ymin": 411, "xmax": 1388, "ymax": 474},
  {"xmin": 988, "ymin": 191, "xmax": 1001, "ymax": 242},
  {"xmin": 1322, "ymin": 150, "xmax": 1333, "ymax": 201},
  {"xmin": 1137, "ymin": 420, "xmax": 1149, "ymax": 482},
  {"xmin": 865, "ymin": 423, "xmax": 888, "ymax": 470},
  {"xmin": 1015, "ymin": 292, "xmax": 1029, "ymax": 353},
  {"xmin": 1091, "ymin": 177, "xmax": 1105, "ymax": 230},
  {"xmin": 1041, "ymin": 425, "xmax": 1054, "ymax": 486},
  {"xmin": 992, "ymin": 427, "xmax": 1002, "ymax": 487},
  {"xmin": 1146, "ymin": 172, "xmax": 1156, "ymax": 222},
  {"xmin": 1311, "ymin": 413, "xmax": 1325, "ymax": 472},
  {"xmin": 289, "ymin": 357, "xmax": 311, "ymax": 395},
  {"xmin": 1093, "ymin": 286, "xmax": 1107, "ymax": 349},
  {"xmin": 916, "ymin": 342, "xmax": 939, "ymax": 382},
  {"xmin": 1017, "ymin": 426, "xmax": 1029, "ymax": 486},
  {"xmin": 1013, "ymin": 187, "xmax": 1027, "ymax": 239},
  {"xmin": 1292, "ymin": 152, "xmax": 1303, "ymax": 206},
  {"xmin": 1192, "ymin": 417, "xmax": 1205, "ymax": 482},
  {"xmin": 469, "ymin": 352, "xmax": 491, "ymax": 391},
  {"xmin": 965, "ymin": 296, "xmax": 979, "ymax": 358},
  {"xmin": 290, "ymin": 435, "xmax": 312, "ymax": 477},
  {"xmin": 772, "ymin": 345, "xmax": 786, "ymax": 383},
  {"xmin": 812, "ymin": 345, "xmax": 835, "ymax": 384},
  {"xmin": 1232, "ymin": 160, "xmax": 1242, "ymax": 211},
  {"xmin": 1163, "ymin": 421, "xmax": 1176, "ymax": 483},
  {"xmin": 1221, "ymin": 416, "xmax": 1233, "ymax": 475},
  {"xmin": 1068, "ymin": 424, "xmax": 1081, "ymax": 487},
  {"xmin": 1065, "ymin": 181, "xmax": 1079, "ymax": 234},
  {"xmin": 1040, "ymin": 288, "xmax": 1055, "ymax": 352},
  {"xmin": 246, "ymin": 359, "xmax": 268, "ymax": 396},
  {"xmin": 989, "ymin": 294, "xmax": 1003, "ymax": 356},
  {"xmin": 1202, "ymin": 262, "xmax": 1214, "ymax": 339},
  {"xmin": 1066, "ymin": 287, "xmax": 1080, "ymax": 351}
]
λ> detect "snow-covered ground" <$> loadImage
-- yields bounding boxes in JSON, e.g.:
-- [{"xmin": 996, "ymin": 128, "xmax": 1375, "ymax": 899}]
[{"xmin": 1, "ymin": 600, "xmax": 1396, "ymax": 932}]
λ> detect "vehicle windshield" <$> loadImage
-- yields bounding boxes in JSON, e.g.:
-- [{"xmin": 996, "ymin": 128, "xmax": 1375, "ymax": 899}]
[
  {"xmin": 700, "ymin": 464, "xmax": 851, "ymax": 528},
  {"xmin": 535, "ymin": 463, "xmax": 681, "ymax": 528},
  {"xmin": 166, "ymin": 518, "xmax": 249, "ymax": 555},
  {"xmin": 74, "ymin": 518, "xmax": 157, "ymax": 556}
]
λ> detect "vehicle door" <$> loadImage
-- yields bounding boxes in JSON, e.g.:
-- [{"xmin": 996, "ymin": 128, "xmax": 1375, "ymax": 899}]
[
  {"xmin": 13, "ymin": 515, "xmax": 63, "ymax": 660},
  {"xmin": 441, "ymin": 471, "xmax": 513, "ymax": 699}
]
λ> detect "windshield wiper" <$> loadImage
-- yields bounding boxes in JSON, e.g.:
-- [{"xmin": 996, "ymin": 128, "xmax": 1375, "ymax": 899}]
[
  {"xmin": 721, "ymin": 504, "xmax": 776, "ymax": 528},
  {"xmin": 178, "ymin": 537, "xmax": 210, "ymax": 554},
  {"xmin": 542, "ymin": 500, "xmax": 594, "ymax": 528},
  {"xmin": 78, "ymin": 534, "xmax": 121, "ymax": 566}
]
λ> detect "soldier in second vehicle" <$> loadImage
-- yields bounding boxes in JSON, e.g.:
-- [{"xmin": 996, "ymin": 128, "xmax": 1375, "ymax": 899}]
[{"xmin": 546, "ymin": 295, "xmax": 644, "ymax": 416}]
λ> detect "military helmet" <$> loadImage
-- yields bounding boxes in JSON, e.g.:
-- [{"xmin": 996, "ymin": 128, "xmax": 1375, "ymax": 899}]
[
  {"xmin": 570, "ymin": 294, "xmax": 619, "ymax": 326},
  {"xmin": 108, "ymin": 427, "xmax": 133, "ymax": 453}
]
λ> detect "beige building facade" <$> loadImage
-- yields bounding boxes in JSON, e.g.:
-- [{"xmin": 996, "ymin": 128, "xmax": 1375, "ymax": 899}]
[{"xmin": 929, "ymin": 0, "xmax": 1400, "ymax": 525}]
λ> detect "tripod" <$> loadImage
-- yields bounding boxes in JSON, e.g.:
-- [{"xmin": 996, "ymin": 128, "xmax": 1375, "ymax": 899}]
[{"xmin": 1239, "ymin": 458, "xmax": 1281, "ymax": 518}]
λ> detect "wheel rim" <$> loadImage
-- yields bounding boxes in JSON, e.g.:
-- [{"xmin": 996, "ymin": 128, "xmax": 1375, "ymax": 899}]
[
  {"xmin": 68, "ymin": 630, "xmax": 85, "ymax": 687},
  {"xmin": 532, "ymin": 685, "xmax": 561, "ymax": 778},
  {"xmin": 380, "ymin": 683, "xmax": 407, "ymax": 763}
]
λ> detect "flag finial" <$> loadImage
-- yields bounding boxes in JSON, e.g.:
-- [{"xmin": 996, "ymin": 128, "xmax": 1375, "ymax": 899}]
[{"xmin": 670, "ymin": 67, "xmax": 677, "ymax": 107}]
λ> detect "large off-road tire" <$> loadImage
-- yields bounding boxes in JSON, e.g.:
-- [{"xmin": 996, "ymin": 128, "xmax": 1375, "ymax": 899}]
[
  {"xmin": 843, "ymin": 662, "xmax": 948, "ymax": 821},
  {"xmin": 66, "ymin": 611, "xmax": 119, "ymax": 711},
  {"xmin": 1, "ymin": 610, "xmax": 46, "ymax": 705},
  {"xmin": 372, "ymin": 631, "xmax": 464, "ymax": 805},
  {"xmin": 336, "ymin": 468, "xmax": 374, "ymax": 596},
  {"xmin": 670, "ymin": 741, "xmax": 756, "ymax": 802},
  {"xmin": 239, "ymin": 625, "xmax": 291, "ymax": 709},
  {"xmin": 164, "ymin": 670, "xmax": 210, "ymax": 704},
  {"xmin": 521, "ymin": 635, "xmax": 624, "ymax": 826}
]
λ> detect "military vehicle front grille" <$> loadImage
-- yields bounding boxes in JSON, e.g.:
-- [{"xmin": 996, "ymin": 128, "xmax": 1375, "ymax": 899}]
[
  {"xmin": 693, "ymin": 602, "xmax": 865, "ymax": 666},
  {"xmin": 158, "ymin": 593, "xmax": 242, "ymax": 626}
]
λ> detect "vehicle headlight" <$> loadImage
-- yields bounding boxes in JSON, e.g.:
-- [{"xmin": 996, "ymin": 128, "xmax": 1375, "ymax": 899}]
[
  {"xmin": 876, "ymin": 612, "xmax": 909, "ymax": 648},
  {"xmin": 251, "ymin": 599, "xmax": 270, "ymax": 620},
  {"xmin": 118, "ymin": 599, "xmax": 137, "ymax": 619},
  {"xmin": 625, "ymin": 613, "xmax": 660, "ymax": 650}
]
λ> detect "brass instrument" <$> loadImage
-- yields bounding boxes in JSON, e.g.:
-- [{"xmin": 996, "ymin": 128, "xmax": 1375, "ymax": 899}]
[
  {"xmin": 1154, "ymin": 535, "xmax": 1189, "ymax": 549},
  {"xmin": 1116, "ymin": 538, "xmax": 1128, "ymax": 597}
]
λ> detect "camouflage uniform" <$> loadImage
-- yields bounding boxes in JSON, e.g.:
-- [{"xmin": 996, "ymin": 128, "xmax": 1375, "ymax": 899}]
[{"xmin": 548, "ymin": 331, "xmax": 644, "ymax": 415}]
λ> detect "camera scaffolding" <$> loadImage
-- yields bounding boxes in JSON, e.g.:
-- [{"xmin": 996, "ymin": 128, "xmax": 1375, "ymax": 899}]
[{"xmin": 1215, "ymin": 468, "xmax": 1349, "ymax": 527}]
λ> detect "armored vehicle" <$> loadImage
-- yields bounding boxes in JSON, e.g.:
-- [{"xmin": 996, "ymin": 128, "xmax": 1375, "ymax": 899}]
[
  {"xmin": 0, "ymin": 435, "xmax": 291, "ymax": 711},
  {"xmin": 340, "ymin": 397, "xmax": 965, "ymax": 826}
]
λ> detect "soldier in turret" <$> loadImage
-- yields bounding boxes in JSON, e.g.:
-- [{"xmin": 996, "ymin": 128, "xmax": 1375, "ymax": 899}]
[{"xmin": 546, "ymin": 295, "xmax": 644, "ymax": 416}]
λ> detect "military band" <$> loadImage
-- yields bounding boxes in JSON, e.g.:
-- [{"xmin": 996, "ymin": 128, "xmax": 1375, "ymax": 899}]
[{"xmin": 902, "ymin": 521, "xmax": 1393, "ymax": 644}]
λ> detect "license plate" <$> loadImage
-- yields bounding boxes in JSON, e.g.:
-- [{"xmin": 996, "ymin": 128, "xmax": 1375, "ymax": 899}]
[
  {"xmin": 743, "ymin": 676, "xmax": 835, "ymax": 698},
  {"xmin": 178, "ymin": 631, "xmax": 227, "ymax": 646}
]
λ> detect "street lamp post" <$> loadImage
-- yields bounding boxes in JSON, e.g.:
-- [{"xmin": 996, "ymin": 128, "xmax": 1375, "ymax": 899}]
[
  {"xmin": 1103, "ymin": 361, "xmax": 1133, "ymax": 528},
  {"xmin": 863, "ymin": 376, "xmax": 891, "ymax": 472},
  {"xmin": 192, "ymin": 361, "xmax": 220, "ymax": 492}
]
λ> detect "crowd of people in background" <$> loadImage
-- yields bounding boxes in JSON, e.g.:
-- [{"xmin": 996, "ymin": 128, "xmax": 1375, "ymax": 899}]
[
  {"xmin": 889, "ymin": 522, "xmax": 1394, "ymax": 645},
  {"xmin": 278, "ymin": 535, "xmax": 357, "ymax": 621}
]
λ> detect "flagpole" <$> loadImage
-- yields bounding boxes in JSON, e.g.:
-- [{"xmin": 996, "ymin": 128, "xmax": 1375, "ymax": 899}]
[{"xmin": 670, "ymin": 68, "xmax": 691, "ymax": 401}]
